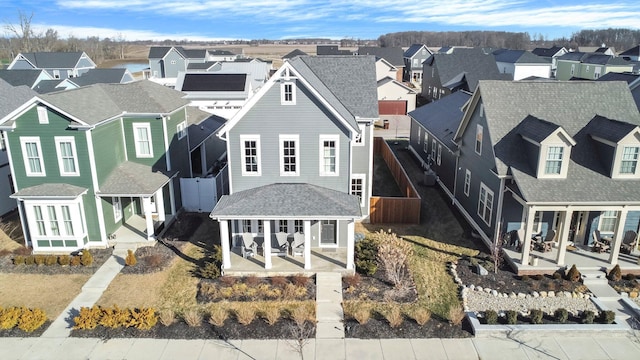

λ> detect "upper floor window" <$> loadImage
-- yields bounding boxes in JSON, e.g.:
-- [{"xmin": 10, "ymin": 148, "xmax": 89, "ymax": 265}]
[
  {"xmin": 478, "ymin": 182, "xmax": 494, "ymax": 226},
  {"xmin": 240, "ymin": 135, "xmax": 261, "ymax": 175},
  {"xmin": 132, "ymin": 123, "xmax": 153, "ymax": 158},
  {"xmin": 0, "ymin": 132, "xmax": 5, "ymax": 151},
  {"xmin": 437, "ymin": 144, "xmax": 442, "ymax": 165},
  {"xmin": 475, "ymin": 124, "xmax": 483, "ymax": 155},
  {"xmin": 55, "ymin": 137, "xmax": 80, "ymax": 176},
  {"xmin": 417, "ymin": 127, "xmax": 421, "ymax": 144},
  {"xmin": 53, "ymin": 70, "xmax": 60, "ymax": 79},
  {"xmin": 620, "ymin": 146, "xmax": 639, "ymax": 174},
  {"xmin": 351, "ymin": 174, "xmax": 365, "ymax": 207},
  {"xmin": 281, "ymin": 82, "xmax": 296, "ymax": 105},
  {"xmin": 280, "ymin": 135, "xmax": 299, "ymax": 176},
  {"xmin": 464, "ymin": 169, "xmax": 471, "ymax": 196},
  {"xmin": 431, "ymin": 139, "xmax": 436, "ymax": 161},
  {"xmin": 177, "ymin": 121, "xmax": 187, "ymax": 140},
  {"xmin": 319, "ymin": 135, "xmax": 339, "ymax": 176},
  {"xmin": 423, "ymin": 133, "xmax": 428, "ymax": 153},
  {"xmin": 37, "ymin": 106, "xmax": 49, "ymax": 124},
  {"xmin": 20, "ymin": 137, "xmax": 45, "ymax": 177},
  {"xmin": 544, "ymin": 146, "xmax": 564, "ymax": 174},
  {"xmin": 170, "ymin": 60, "xmax": 177, "ymax": 65},
  {"xmin": 413, "ymin": 58, "xmax": 419, "ymax": 67}
]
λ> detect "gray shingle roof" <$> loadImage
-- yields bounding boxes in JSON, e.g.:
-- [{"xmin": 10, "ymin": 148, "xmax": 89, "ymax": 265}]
[
  {"xmin": 97, "ymin": 161, "xmax": 176, "ymax": 196},
  {"xmin": 282, "ymin": 49, "xmax": 308, "ymax": 59},
  {"xmin": 620, "ymin": 45, "xmax": 640, "ymax": 57},
  {"xmin": 479, "ymin": 80, "xmax": 640, "ymax": 203},
  {"xmin": 148, "ymin": 47, "xmax": 172, "ymax": 58},
  {"xmin": 358, "ymin": 47, "xmax": 404, "ymax": 67},
  {"xmin": 493, "ymin": 50, "xmax": 547, "ymax": 64},
  {"xmin": 409, "ymin": 91, "xmax": 471, "ymax": 151},
  {"xmin": 33, "ymin": 79, "xmax": 65, "ymax": 94},
  {"xmin": 187, "ymin": 62, "xmax": 218, "ymax": 70},
  {"xmin": 596, "ymin": 72, "xmax": 639, "ymax": 84},
  {"xmin": 41, "ymin": 80, "xmax": 189, "ymax": 125},
  {"xmin": 558, "ymin": 52, "xmax": 587, "ymax": 61},
  {"xmin": 186, "ymin": 107, "xmax": 225, "ymax": 150},
  {"xmin": 210, "ymin": 183, "xmax": 362, "ymax": 219},
  {"xmin": 404, "ymin": 44, "xmax": 427, "ymax": 58},
  {"xmin": 20, "ymin": 52, "xmax": 86, "ymax": 69},
  {"xmin": 70, "ymin": 68, "xmax": 130, "ymax": 87},
  {"xmin": 531, "ymin": 46, "xmax": 565, "ymax": 58},
  {"xmin": 11, "ymin": 183, "xmax": 87, "ymax": 199},
  {"xmin": 0, "ymin": 78, "xmax": 37, "ymax": 120},
  {"xmin": 429, "ymin": 48, "xmax": 507, "ymax": 92},
  {"xmin": 0, "ymin": 69, "xmax": 46, "ymax": 87}
]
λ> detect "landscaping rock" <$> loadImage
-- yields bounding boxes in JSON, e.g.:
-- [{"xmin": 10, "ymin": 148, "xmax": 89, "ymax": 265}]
[
  {"xmin": 548, "ymin": 291, "xmax": 555, "ymax": 298},
  {"xmin": 532, "ymin": 291, "xmax": 539, "ymax": 298},
  {"xmin": 476, "ymin": 264, "xmax": 489, "ymax": 276},
  {"xmin": 491, "ymin": 290, "xmax": 498, "ymax": 297},
  {"xmin": 540, "ymin": 291, "xmax": 547, "ymax": 298}
]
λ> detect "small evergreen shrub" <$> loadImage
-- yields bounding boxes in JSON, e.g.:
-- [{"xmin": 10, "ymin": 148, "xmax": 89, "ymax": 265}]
[
  {"xmin": 529, "ymin": 309, "xmax": 544, "ymax": 324},
  {"xmin": 58, "ymin": 255, "xmax": 70, "ymax": 266},
  {"xmin": 197, "ymin": 261, "xmax": 221, "ymax": 279},
  {"xmin": 625, "ymin": 273, "xmax": 636, "ymax": 281},
  {"xmin": 520, "ymin": 275, "xmax": 530, "ymax": 281},
  {"xmin": 73, "ymin": 306, "xmax": 102, "ymax": 330},
  {"xmin": 125, "ymin": 249, "xmax": 137, "ymax": 266},
  {"xmin": 552, "ymin": 272, "xmax": 563, "ymax": 280},
  {"xmin": 44, "ymin": 255, "xmax": 57, "ymax": 266},
  {"xmin": 70, "ymin": 255, "xmax": 82, "ymax": 266},
  {"xmin": 0, "ymin": 307, "xmax": 21, "ymax": 329},
  {"xmin": 581, "ymin": 310, "xmax": 595, "ymax": 324},
  {"xmin": 608, "ymin": 264, "xmax": 622, "ymax": 281},
  {"xmin": 16, "ymin": 308, "xmax": 47, "ymax": 332},
  {"xmin": 554, "ymin": 308, "xmax": 569, "ymax": 323},
  {"xmin": 24, "ymin": 256, "xmax": 35, "ymax": 265},
  {"xmin": 566, "ymin": 264, "xmax": 581, "ymax": 282},
  {"xmin": 506, "ymin": 310, "xmax": 518, "ymax": 325},
  {"xmin": 34, "ymin": 255, "xmax": 46, "ymax": 265},
  {"xmin": 80, "ymin": 250, "xmax": 93, "ymax": 266},
  {"xmin": 355, "ymin": 236, "xmax": 379, "ymax": 275},
  {"xmin": 484, "ymin": 310, "xmax": 498, "ymax": 324},
  {"xmin": 599, "ymin": 310, "xmax": 616, "ymax": 324}
]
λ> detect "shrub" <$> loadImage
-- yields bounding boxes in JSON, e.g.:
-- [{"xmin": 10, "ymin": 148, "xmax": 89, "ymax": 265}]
[
  {"xmin": 484, "ymin": 310, "xmax": 498, "ymax": 325},
  {"xmin": 566, "ymin": 264, "xmax": 581, "ymax": 282},
  {"xmin": 552, "ymin": 272, "xmax": 563, "ymax": 280},
  {"xmin": 143, "ymin": 253, "xmax": 164, "ymax": 269},
  {"xmin": 383, "ymin": 306, "xmax": 404, "ymax": 328},
  {"xmin": 448, "ymin": 304, "xmax": 465, "ymax": 325},
  {"xmin": 289, "ymin": 304, "xmax": 315, "ymax": 327},
  {"xmin": 0, "ymin": 307, "xmax": 21, "ymax": 329},
  {"xmin": 260, "ymin": 305, "xmax": 281, "ymax": 326},
  {"xmin": 270, "ymin": 276, "xmax": 288, "ymax": 288},
  {"xmin": 44, "ymin": 255, "xmax": 57, "ymax": 266},
  {"xmin": 282, "ymin": 283, "xmax": 308, "ymax": 301},
  {"xmin": 182, "ymin": 310, "xmax": 202, "ymax": 327},
  {"xmin": 245, "ymin": 275, "xmax": 261, "ymax": 287},
  {"xmin": 16, "ymin": 308, "xmax": 47, "ymax": 332},
  {"xmin": 158, "ymin": 309, "xmax": 176, "ymax": 327},
  {"xmin": 600, "ymin": 310, "xmax": 616, "ymax": 324},
  {"xmin": 376, "ymin": 231, "xmax": 413, "ymax": 289},
  {"xmin": 608, "ymin": 264, "xmax": 622, "ymax": 281},
  {"xmin": 220, "ymin": 276, "xmax": 238, "ymax": 287},
  {"xmin": 581, "ymin": 310, "xmax": 595, "ymax": 324},
  {"xmin": 235, "ymin": 306, "xmax": 256, "ymax": 325},
  {"xmin": 520, "ymin": 275, "xmax": 530, "ymax": 281},
  {"xmin": 13, "ymin": 246, "xmax": 31, "ymax": 256},
  {"xmin": 73, "ymin": 306, "xmax": 102, "ymax": 330},
  {"xmin": 291, "ymin": 274, "xmax": 310, "ymax": 287},
  {"xmin": 125, "ymin": 249, "xmax": 137, "ymax": 267},
  {"xmin": 58, "ymin": 255, "xmax": 70, "ymax": 266},
  {"xmin": 70, "ymin": 256, "xmax": 81, "ymax": 266},
  {"xmin": 24, "ymin": 255, "xmax": 35, "ymax": 265},
  {"xmin": 208, "ymin": 306, "xmax": 229, "ymax": 327},
  {"xmin": 531, "ymin": 274, "xmax": 544, "ymax": 281},
  {"xmin": 529, "ymin": 309, "xmax": 544, "ymax": 324},
  {"xmin": 625, "ymin": 273, "xmax": 636, "ymax": 281},
  {"xmin": 129, "ymin": 308, "xmax": 157, "ymax": 330},
  {"xmin": 34, "ymin": 255, "xmax": 46, "ymax": 265},
  {"xmin": 408, "ymin": 307, "xmax": 431, "ymax": 326},
  {"xmin": 506, "ymin": 310, "xmax": 518, "ymax": 325},
  {"xmin": 80, "ymin": 250, "xmax": 93, "ymax": 266},
  {"xmin": 554, "ymin": 308, "xmax": 569, "ymax": 323},
  {"xmin": 197, "ymin": 261, "xmax": 221, "ymax": 279},
  {"xmin": 343, "ymin": 273, "xmax": 362, "ymax": 288},
  {"xmin": 355, "ymin": 236, "xmax": 379, "ymax": 275},
  {"xmin": 352, "ymin": 307, "xmax": 371, "ymax": 325},
  {"xmin": 13, "ymin": 255, "xmax": 25, "ymax": 265},
  {"xmin": 99, "ymin": 305, "xmax": 131, "ymax": 328}
]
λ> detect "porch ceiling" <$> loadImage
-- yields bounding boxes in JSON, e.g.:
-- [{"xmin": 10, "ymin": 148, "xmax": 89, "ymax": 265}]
[
  {"xmin": 97, "ymin": 161, "xmax": 177, "ymax": 197},
  {"xmin": 210, "ymin": 183, "xmax": 362, "ymax": 220}
]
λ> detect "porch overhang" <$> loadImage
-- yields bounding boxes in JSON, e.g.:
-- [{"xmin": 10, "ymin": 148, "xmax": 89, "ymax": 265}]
[
  {"xmin": 11, "ymin": 183, "xmax": 88, "ymax": 200},
  {"xmin": 96, "ymin": 161, "xmax": 177, "ymax": 197}
]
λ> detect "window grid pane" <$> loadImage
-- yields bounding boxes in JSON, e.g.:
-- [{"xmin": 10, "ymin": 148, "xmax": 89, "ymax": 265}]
[
  {"xmin": 600, "ymin": 211, "xmax": 617, "ymax": 233},
  {"xmin": 351, "ymin": 178, "xmax": 363, "ymax": 204},
  {"xmin": 34, "ymin": 206, "xmax": 46, "ymax": 236},
  {"xmin": 294, "ymin": 220, "xmax": 303, "ymax": 233},
  {"xmin": 26, "ymin": 142, "xmax": 42, "ymax": 173},
  {"xmin": 59, "ymin": 142, "xmax": 76, "ymax": 173},
  {"xmin": 283, "ymin": 140, "xmax": 296, "ymax": 173},
  {"xmin": 279, "ymin": 220, "xmax": 288, "ymax": 233},
  {"xmin": 621, "ymin": 147, "xmax": 639, "ymax": 174},
  {"xmin": 545, "ymin": 146, "xmax": 563, "ymax": 174},
  {"xmin": 62, "ymin": 206, "xmax": 74, "ymax": 236},
  {"xmin": 136, "ymin": 127, "xmax": 151, "ymax": 155},
  {"xmin": 47, "ymin": 206, "xmax": 60, "ymax": 236},
  {"xmin": 323, "ymin": 140, "xmax": 336, "ymax": 173},
  {"xmin": 244, "ymin": 140, "xmax": 258, "ymax": 172}
]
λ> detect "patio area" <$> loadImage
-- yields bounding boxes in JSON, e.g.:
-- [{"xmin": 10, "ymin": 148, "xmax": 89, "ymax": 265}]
[
  {"xmin": 109, "ymin": 214, "xmax": 173, "ymax": 248},
  {"xmin": 504, "ymin": 243, "xmax": 640, "ymax": 275},
  {"xmin": 223, "ymin": 247, "xmax": 351, "ymax": 276}
]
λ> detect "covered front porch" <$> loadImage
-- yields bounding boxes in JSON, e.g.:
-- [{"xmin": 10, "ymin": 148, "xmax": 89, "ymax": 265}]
[{"xmin": 224, "ymin": 247, "xmax": 350, "ymax": 276}]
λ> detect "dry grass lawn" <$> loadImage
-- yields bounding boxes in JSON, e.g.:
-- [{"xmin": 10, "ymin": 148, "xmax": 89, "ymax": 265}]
[
  {"xmin": 97, "ymin": 271, "xmax": 171, "ymax": 309},
  {"xmin": 0, "ymin": 273, "xmax": 90, "ymax": 319}
]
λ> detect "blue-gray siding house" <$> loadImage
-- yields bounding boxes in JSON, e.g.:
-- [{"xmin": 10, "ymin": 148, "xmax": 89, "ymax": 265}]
[
  {"xmin": 210, "ymin": 56, "xmax": 378, "ymax": 272},
  {"xmin": 7, "ymin": 52, "xmax": 96, "ymax": 79}
]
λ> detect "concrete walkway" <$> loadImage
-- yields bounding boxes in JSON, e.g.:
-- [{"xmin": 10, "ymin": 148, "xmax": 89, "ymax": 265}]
[
  {"xmin": 40, "ymin": 248, "xmax": 128, "ymax": 338},
  {"xmin": 315, "ymin": 272, "xmax": 345, "ymax": 339},
  {"xmin": 583, "ymin": 270, "xmax": 640, "ymax": 327}
]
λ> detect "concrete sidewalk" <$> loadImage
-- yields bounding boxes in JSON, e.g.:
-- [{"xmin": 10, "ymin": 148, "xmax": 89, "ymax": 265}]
[{"xmin": 2, "ymin": 333, "xmax": 640, "ymax": 359}]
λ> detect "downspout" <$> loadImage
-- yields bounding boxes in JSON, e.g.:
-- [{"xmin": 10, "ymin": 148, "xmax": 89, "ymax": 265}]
[
  {"xmin": 451, "ymin": 147, "xmax": 460, "ymax": 205},
  {"xmin": 493, "ymin": 177, "xmax": 507, "ymax": 245}
]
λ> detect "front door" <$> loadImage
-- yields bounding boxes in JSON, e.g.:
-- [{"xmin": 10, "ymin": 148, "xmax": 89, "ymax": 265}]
[
  {"xmin": 320, "ymin": 220, "xmax": 337, "ymax": 246},
  {"xmin": 570, "ymin": 211, "xmax": 589, "ymax": 245}
]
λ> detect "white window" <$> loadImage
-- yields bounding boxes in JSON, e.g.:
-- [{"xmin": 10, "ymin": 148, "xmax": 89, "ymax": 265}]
[
  {"xmin": 280, "ymin": 135, "xmax": 299, "ymax": 176},
  {"xmin": 176, "ymin": 121, "xmax": 187, "ymax": 140},
  {"xmin": 478, "ymin": 183, "xmax": 494, "ymax": 226},
  {"xmin": 132, "ymin": 123, "xmax": 153, "ymax": 158},
  {"xmin": 240, "ymin": 135, "xmax": 261, "ymax": 175},
  {"xmin": 0, "ymin": 132, "xmax": 5, "ymax": 151},
  {"xmin": 479, "ymin": 104, "xmax": 484, "ymax": 118},
  {"xmin": 417, "ymin": 127, "xmax": 421, "ymax": 144},
  {"xmin": 570, "ymin": 64, "xmax": 575, "ymax": 76},
  {"xmin": 55, "ymin": 137, "xmax": 80, "ymax": 176},
  {"xmin": 20, "ymin": 137, "xmax": 45, "ymax": 176},
  {"xmin": 351, "ymin": 174, "xmax": 365, "ymax": 206},
  {"xmin": 545, "ymin": 146, "xmax": 563, "ymax": 174},
  {"xmin": 594, "ymin": 67, "xmax": 601, "ymax": 79},
  {"xmin": 464, "ymin": 169, "xmax": 471, "ymax": 196},
  {"xmin": 170, "ymin": 59, "xmax": 177, "ymax": 65},
  {"xmin": 599, "ymin": 211, "xmax": 617, "ymax": 233},
  {"xmin": 533, "ymin": 212, "xmax": 543, "ymax": 233},
  {"xmin": 112, "ymin": 197, "xmax": 122, "ymax": 222},
  {"xmin": 431, "ymin": 139, "xmax": 436, "ymax": 161},
  {"xmin": 475, "ymin": 124, "xmax": 483, "ymax": 155},
  {"xmin": 281, "ymin": 82, "xmax": 296, "ymax": 105},
  {"xmin": 27, "ymin": 202, "xmax": 83, "ymax": 240},
  {"xmin": 354, "ymin": 124, "xmax": 366, "ymax": 146},
  {"xmin": 437, "ymin": 144, "xmax": 442, "ymax": 166},
  {"xmin": 67, "ymin": 70, "xmax": 74, "ymax": 78},
  {"xmin": 413, "ymin": 59, "xmax": 419, "ymax": 67},
  {"xmin": 620, "ymin": 146, "xmax": 639, "ymax": 174},
  {"xmin": 242, "ymin": 219, "xmax": 252, "ymax": 233},
  {"xmin": 278, "ymin": 220, "xmax": 288, "ymax": 233},
  {"xmin": 423, "ymin": 134, "xmax": 428, "ymax": 153},
  {"xmin": 257, "ymin": 220, "xmax": 263, "ymax": 233},
  {"xmin": 294, "ymin": 220, "xmax": 303, "ymax": 233},
  {"xmin": 53, "ymin": 70, "xmax": 60, "ymax": 79},
  {"xmin": 33, "ymin": 206, "xmax": 46, "ymax": 236},
  {"xmin": 37, "ymin": 106, "xmax": 49, "ymax": 124},
  {"xmin": 320, "ymin": 135, "xmax": 339, "ymax": 176}
]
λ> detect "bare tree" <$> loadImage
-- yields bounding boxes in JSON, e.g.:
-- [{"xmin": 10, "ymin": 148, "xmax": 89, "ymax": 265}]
[
  {"xmin": 490, "ymin": 234, "xmax": 505, "ymax": 274},
  {"xmin": 4, "ymin": 10, "xmax": 35, "ymax": 53}
]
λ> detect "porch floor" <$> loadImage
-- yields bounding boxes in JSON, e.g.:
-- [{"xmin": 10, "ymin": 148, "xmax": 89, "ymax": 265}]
[
  {"xmin": 223, "ymin": 247, "xmax": 352, "ymax": 276},
  {"xmin": 109, "ymin": 214, "xmax": 174, "ymax": 249},
  {"xmin": 504, "ymin": 243, "xmax": 640, "ymax": 275}
]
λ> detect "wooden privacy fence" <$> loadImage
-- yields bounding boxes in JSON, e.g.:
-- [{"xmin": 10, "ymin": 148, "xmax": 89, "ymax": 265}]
[{"xmin": 370, "ymin": 137, "xmax": 421, "ymax": 224}]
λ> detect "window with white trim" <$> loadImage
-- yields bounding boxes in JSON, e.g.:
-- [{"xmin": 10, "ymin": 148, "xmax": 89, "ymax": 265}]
[
  {"xmin": 20, "ymin": 137, "xmax": 45, "ymax": 176},
  {"xmin": 423, "ymin": 133, "xmax": 428, "ymax": 153},
  {"xmin": 620, "ymin": 146, "xmax": 639, "ymax": 174},
  {"xmin": 463, "ymin": 169, "xmax": 471, "ymax": 196},
  {"xmin": 431, "ymin": 139, "xmax": 436, "ymax": 161},
  {"xmin": 354, "ymin": 124, "xmax": 365, "ymax": 146},
  {"xmin": 280, "ymin": 135, "xmax": 299, "ymax": 176},
  {"xmin": 533, "ymin": 212, "xmax": 543, "ymax": 233},
  {"xmin": 132, "ymin": 123, "xmax": 153, "ymax": 158},
  {"xmin": 417, "ymin": 127, "xmax": 421, "ymax": 144},
  {"xmin": 599, "ymin": 211, "xmax": 617, "ymax": 233},
  {"xmin": 28, "ymin": 203, "xmax": 83, "ymax": 239},
  {"xmin": 34, "ymin": 206, "xmax": 46, "ymax": 236},
  {"xmin": 242, "ymin": 219, "xmax": 252, "ymax": 233},
  {"xmin": 257, "ymin": 220, "xmax": 263, "ymax": 233},
  {"xmin": 176, "ymin": 121, "xmax": 187, "ymax": 140},
  {"xmin": 544, "ymin": 146, "xmax": 563, "ymax": 174},
  {"xmin": 478, "ymin": 183, "xmax": 494, "ymax": 226},
  {"xmin": 55, "ymin": 137, "xmax": 79, "ymax": 176},
  {"xmin": 113, "ymin": 197, "xmax": 122, "ymax": 222},
  {"xmin": 594, "ymin": 67, "xmax": 601, "ymax": 79},
  {"xmin": 240, "ymin": 135, "xmax": 261, "ymax": 175},
  {"xmin": 279, "ymin": 220, "xmax": 288, "ymax": 233},
  {"xmin": 475, "ymin": 124, "xmax": 483, "ymax": 155},
  {"xmin": 0, "ymin": 132, "xmax": 5, "ymax": 151},
  {"xmin": 294, "ymin": 220, "xmax": 303, "ymax": 233},
  {"xmin": 436, "ymin": 144, "xmax": 442, "ymax": 165},
  {"xmin": 320, "ymin": 135, "xmax": 339, "ymax": 176},
  {"xmin": 570, "ymin": 64, "xmax": 575, "ymax": 76},
  {"xmin": 351, "ymin": 174, "xmax": 365, "ymax": 206},
  {"xmin": 37, "ymin": 106, "xmax": 49, "ymax": 124},
  {"xmin": 53, "ymin": 70, "xmax": 60, "ymax": 79},
  {"xmin": 281, "ymin": 82, "xmax": 296, "ymax": 105}
]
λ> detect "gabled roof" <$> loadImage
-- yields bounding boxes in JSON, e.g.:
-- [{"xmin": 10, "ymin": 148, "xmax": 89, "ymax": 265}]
[
  {"xmin": 210, "ymin": 183, "xmax": 362, "ymax": 219},
  {"xmin": 148, "ymin": 46, "xmax": 172, "ymax": 58},
  {"xmin": 468, "ymin": 80, "xmax": 640, "ymax": 203},
  {"xmin": 582, "ymin": 54, "xmax": 626, "ymax": 65},
  {"xmin": 179, "ymin": 73, "xmax": 247, "ymax": 92},
  {"xmin": 358, "ymin": 47, "xmax": 404, "ymax": 67},
  {"xmin": 208, "ymin": 49, "xmax": 236, "ymax": 56},
  {"xmin": 518, "ymin": 115, "xmax": 575, "ymax": 145},
  {"xmin": 70, "ymin": 68, "xmax": 132, "ymax": 87},
  {"xmin": 620, "ymin": 45, "xmax": 640, "ymax": 57},
  {"xmin": 589, "ymin": 115, "xmax": 638, "ymax": 143},
  {"xmin": 428, "ymin": 48, "xmax": 508, "ymax": 92},
  {"xmin": 0, "ymin": 79, "xmax": 37, "ymax": 120},
  {"xmin": 282, "ymin": 49, "xmax": 308, "ymax": 60},
  {"xmin": 409, "ymin": 91, "xmax": 471, "ymax": 151},
  {"xmin": 377, "ymin": 77, "xmax": 416, "ymax": 93},
  {"xmin": 33, "ymin": 79, "xmax": 68, "ymax": 94},
  {"xmin": 558, "ymin": 52, "xmax": 587, "ymax": 61},
  {"xmin": 531, "ymin": 46, "xmax": 566, "ymax": 58},
  {"xmin": 404, "ymin": 44, "xmax": 429, "ymax": 58},
  {"xmin": 596, "ymin": 72, "xmax": 639, "ymax": 84},
  {"xmin": 17, "ymin": 52, "xmax": 91, "ymax": 69},
  {"xmin": 0, "ymin": 69, "xmax": 50, "ymax": 87},
  {"xmin": 493, "ymin": 49, "xmax": 548, "ymax": 64},
  {"xmin": 316, "ymin": 45, "xmax": 352, "ymax": 56}
]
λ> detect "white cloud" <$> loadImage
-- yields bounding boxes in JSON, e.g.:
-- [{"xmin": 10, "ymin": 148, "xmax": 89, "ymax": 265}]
[{"xmin": 27, "ymin": 23, "xmax": 236, "ymax": 41}]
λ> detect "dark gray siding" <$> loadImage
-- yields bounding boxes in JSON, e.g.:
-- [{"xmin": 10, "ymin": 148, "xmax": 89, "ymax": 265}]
[
  {"xmin": 77, "ymin": 57, "xmax": 94, "ymax": 69},
  {"xmin": 502, "ymin": 191, "xmax": 524, "ymax": 233},
  {"xmin": 10, "ymin": 59, "xmax": 34, "ymax": 70},
  {"xmin": 149, "ymin": 59, "xmax": 163, "ymax": 78}
]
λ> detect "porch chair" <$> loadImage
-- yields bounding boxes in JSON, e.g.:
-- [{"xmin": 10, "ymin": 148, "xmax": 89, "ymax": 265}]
[
  {"xmin": 272, "ymin": 232, "xmax": 289, "ymax": 257},
  {"xmin": 241, "ymin": 233, "xmax": 257, "ymax": 258},
  {"xmin": 533, "ymin": 229, "xmax": 555, "ymax": 252},
  {"xmin": 592, "ymin": 230, "xmax": 610, "ymax": 253},
  {"xmin": 290, "ymin": 232, "xmax": 305, "ymax": 257},
  {"xmin": 621, "ymin": 230, "xmax": 638, "ymax": 255}
]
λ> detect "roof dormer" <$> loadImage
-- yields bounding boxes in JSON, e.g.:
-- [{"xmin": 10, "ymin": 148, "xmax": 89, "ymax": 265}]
[
  {"xmin": 519, "ymin": 116, "xmax": 576, "ymax": 179},
  {"xmin": 589, "ymin": 115, "xmax": 640, "ymax": 179}
]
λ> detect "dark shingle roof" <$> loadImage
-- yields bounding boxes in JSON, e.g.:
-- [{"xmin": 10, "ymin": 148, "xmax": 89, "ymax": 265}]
[
  {"xmin": 429, "ymin": 48, "xmax": 508, "ymax": 92},
  {"xmin": 517, "ymin": 115, "xmax": 561, "ymax": 143},
  {"xmin": 357, "ymin": 47, "xmax": 404, "ymax": 67},
  {"xmin": 558, "ymin": 52, "xmax": 587, "ymax": 61},
  {"xmin": 148, "ymin": 47, "xmax": 172, "ymax": 58},
  {"xmin": 409, "ymin": 91, "xmax": 471, "ymax": 151},
  {"xmin": 210, "ymin": 183, "xmax": 362, "ymax": 219},
  {"xmin": 32, "ymin": 79, "xmax": 65, "ymax": 94},
  {"xmin": 282, "ymin": 49, "xmax": 308, "ymax": 60},
  {"xmin": 181, "ymin": 73, "xmax": 247, "ymax": 92},
  {"xmin": 70, "ymin": 68, "xmax": 130, "ymax": 87},
  {"xmin": 531, "ymin": 46, "xmax": 565, "ymax": 58},
  {"xmin": 20, "ymin": 52, "xmax": 86, "ymax": 69},
  {"xmin": 404, "ymin": 44, "xmax": 427, "ymax": 58},
  {"xmin": 316, "ymin": 45, "xmax": 352, "ymax": 56},
  {"xmin": 596, "ymin": 72, "xmax": 639, "ymax": 84},
  {"xmin": 493, "ymin": 50, "xmax": 547, "ymax": 64},
  {"xmin": 97, "ymin": 161, "xmax": 176, "ymax": 196},
  {"xmin": 0, "ymin": 69, "xmax": 47, "ymax": 87},
  {"xmin": 186, "ymin": 107, "xmax": 225, "ymax": 150},
  {"xmin": 12, "ymin": 183, "xmax": 87, "ymax": 199},
  {"xmin": 478, "ymin": 80, "xmax": 640, "ymax": 203},
  {"xmin": 187, "ymin": 62, "xmax": 218, "ymax": 70},
  {"xmin": 588, "ymin": 115, "xmax": 638, "ymax": 143},
  {"xmin": 0, "ymin": 79, "xmax": 37, "ymax": 120},
  {"xmin": 620, "ymin": 45, "xmax": 640, "ymax": 57}
]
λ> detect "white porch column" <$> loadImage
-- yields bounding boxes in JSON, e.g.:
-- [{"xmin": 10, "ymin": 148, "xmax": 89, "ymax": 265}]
[
  {"xmin": 168, "ymin": 180, "xmax": 176, "ymax": 216},
  {"xmin": 556, "ymin": 210, "xmax": 573, "ymax": 266},
  {"xmin": 142, "ymin": 196, "xmax": 154, "ymax": 241},
  {"xmin": 155, "ymin": 189, "xmax": 165, "ymax": 222},
  {"xmin": 220, "ymin": 220, "xmax": 231, "ymax": 269},
  {"xmin": 346, "ymin": 220, "xmax": 355, "ymax": 270},
  {"xmin": 263, "ymin": 220, "xmax": 272, "ymax": 269},
  {"xmin": 521, "ymin": 206, "xmax": 536, "ymax": 265},
  {"xmin": 608, "ymin": 209, "xmax": 628, "ymax": 265},
  {"xmin": 304, "ymin": 220, "xmax": 311, "ymax": 270}
]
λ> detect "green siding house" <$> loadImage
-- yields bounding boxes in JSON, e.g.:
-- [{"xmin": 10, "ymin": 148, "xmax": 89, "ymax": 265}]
[{"xmin": 0, "ymin": 81, "xmax": 195, "ymax": 253}]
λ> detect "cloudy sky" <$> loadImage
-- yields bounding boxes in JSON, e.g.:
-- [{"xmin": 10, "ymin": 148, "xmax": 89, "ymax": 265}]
[{"xmin": 1, "ymin": 0, "xmax": 639, "ymax": 41}]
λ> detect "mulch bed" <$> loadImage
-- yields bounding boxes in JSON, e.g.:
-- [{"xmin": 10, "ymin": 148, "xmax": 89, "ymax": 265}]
[
  {"xmin": 342, "ymin": 270, "xmax": 418, "ymax": 303},
  {"xmin": 345, "ymin": 317, "xmax": 472, "ymax": 338},
  {"xmin": 71, "ymin": 319, "xmax": 314, "ymax": 340},
  {"xmin": 0, "ymin": 248, "xmax": 113, "ymax": 275},
  {"xmin": 197, "ymin": 275, "xmax": 316, "ymax": 303},
  {"xmin": 456, "ymin": 257, "xmax": 587, "ymax": 294},
  {"xmin": 0, "ymin": 321, "xmax": 51, "ymax": 338},
  {"xmin": 477, "ymin": 313, "xmax": 586, "ymax": 325},
  {"xmin": 120, "ymin": 241, "xmax": 183, "ymax": 275}
]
